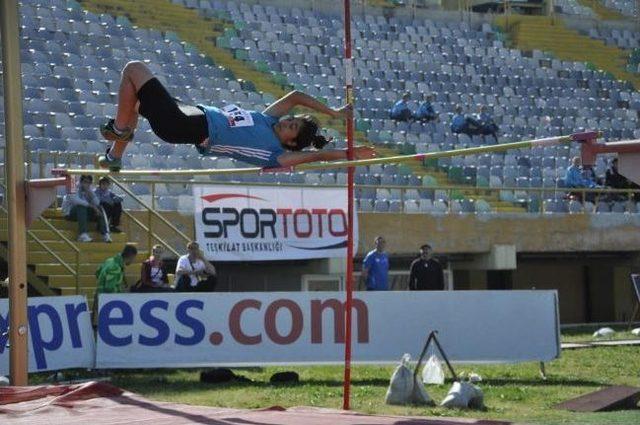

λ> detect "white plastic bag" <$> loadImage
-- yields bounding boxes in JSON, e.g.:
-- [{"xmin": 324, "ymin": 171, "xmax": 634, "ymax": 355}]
[
  {"xmin": 440, "ymin": 381, "xmax": 484, "ymax": 409},
  {"xmin": 592, "ymin": 327, "xmax": 615, "ymax": 339},
  {"xmin": 385, "ymin": 354, "xmax": 414, "ymax": 405},
  {"xmin": 422, "ymin": 354, "xmax": 445, "ymax": 385},
  {"xmin": 385, "ymin": 354, "xmax": 434, "ymax": 406}
]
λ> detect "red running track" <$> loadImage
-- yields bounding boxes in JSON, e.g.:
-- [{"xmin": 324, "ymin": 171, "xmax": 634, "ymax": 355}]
[{"xmin": 0, "ymin": 381, "xmax": 513, "ymax": 425}]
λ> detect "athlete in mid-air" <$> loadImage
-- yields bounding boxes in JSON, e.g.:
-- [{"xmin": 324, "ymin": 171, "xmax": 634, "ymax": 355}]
[{"xmin": 98, "ymin": 61, "xmax": 376, "ymax": 171}]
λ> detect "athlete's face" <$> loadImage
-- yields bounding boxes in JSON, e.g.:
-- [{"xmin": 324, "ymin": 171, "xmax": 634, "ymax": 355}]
[{"xmin": 275, "ymin": 116, "xmax": 303, "ymax": 148}]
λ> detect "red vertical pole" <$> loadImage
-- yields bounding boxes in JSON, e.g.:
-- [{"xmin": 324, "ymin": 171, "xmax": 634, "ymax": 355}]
[{"xmin": 342, "ymin": 0, "xmax": 355, "ymax": 411}]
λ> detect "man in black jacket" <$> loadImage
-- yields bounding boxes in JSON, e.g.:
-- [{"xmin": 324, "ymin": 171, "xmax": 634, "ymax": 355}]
[{"xmin": 409, "ymin": 244, "xmax": 444, "ymax": 291}]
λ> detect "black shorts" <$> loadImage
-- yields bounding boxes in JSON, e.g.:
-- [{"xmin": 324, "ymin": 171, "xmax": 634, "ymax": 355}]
[{"xmin": 137, "ymin": 78, "xmax": 209, "ymax": 145}]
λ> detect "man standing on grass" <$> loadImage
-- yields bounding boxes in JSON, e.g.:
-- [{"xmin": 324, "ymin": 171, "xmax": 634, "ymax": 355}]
[
  {"xmin": 409, "ymin": 244, "xmax": 444, "ymax": 291},
  {"xmin": 361, "ymin": 236, "xmax": 389, "ymax": 291},
  {"xmin": 96, "ymin": 244, "xmax": 138, "ymax": 293}
]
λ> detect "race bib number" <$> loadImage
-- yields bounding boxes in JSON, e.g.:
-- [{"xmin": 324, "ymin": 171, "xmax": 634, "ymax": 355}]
[{"xmin": 222, "ymin": 104, "xmax": 254, "ymax": 128}]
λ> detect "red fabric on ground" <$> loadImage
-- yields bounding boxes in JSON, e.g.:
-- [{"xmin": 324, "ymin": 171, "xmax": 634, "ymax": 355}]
[{"xmin": 0, "ymin": 382, "xmax": 512, "ymax": 425}]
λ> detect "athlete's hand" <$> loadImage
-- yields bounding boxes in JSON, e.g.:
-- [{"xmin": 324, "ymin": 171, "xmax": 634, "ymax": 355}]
[
  {"xmin": 332, "ymin": 104, "xmax": 353, "ymax": 119},
  {"xmin": 353, "ymin": 146, "xmax": 377, "ymax": 160}
]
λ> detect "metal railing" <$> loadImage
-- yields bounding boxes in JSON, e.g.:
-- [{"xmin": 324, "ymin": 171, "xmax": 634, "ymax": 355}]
[
  {"xmin": 0, "ymin": 196, "xmax": 81, "ymax": 294},
  {"xmin": 114, "ymin": 177, "xmax": 640, "ymax": 215},
  {"xmin": 108, "ymin": 177, "xmax": 191, "ymax": 257}
]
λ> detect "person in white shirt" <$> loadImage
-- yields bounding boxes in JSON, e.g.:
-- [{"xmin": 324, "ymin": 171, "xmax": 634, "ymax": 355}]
[{"xmin": 175, "ymin": 241, "xmax": 217, "ymax": 292}]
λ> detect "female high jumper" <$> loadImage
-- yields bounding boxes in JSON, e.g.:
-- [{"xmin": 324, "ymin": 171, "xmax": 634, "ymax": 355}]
[{"xmin": 98, "ymin": 61, "xmax": 376, "ymax": 171}]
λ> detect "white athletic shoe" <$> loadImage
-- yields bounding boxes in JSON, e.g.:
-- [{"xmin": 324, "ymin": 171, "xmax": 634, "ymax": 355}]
[
  {"xmin": 77, "ymin": 233, "xmax": 92, "ymax": 242},
  {"xmin": 103, "ymin": 233, "xmax": 112, "ymax": 243}
]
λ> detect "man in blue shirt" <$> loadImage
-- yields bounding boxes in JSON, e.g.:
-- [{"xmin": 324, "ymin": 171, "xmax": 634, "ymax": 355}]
[
  {"xmin": 565, "ymin": 156, "xmax": 598, "ymax": 202},
  {"xmin": 389, "ymin": 93, "xmax": 414, "ymax": 122},
  {"xmin": 450, "ymin": 105, "xmax": 482, "ymax": 137},
  {"xmin": 362, "ymin": 236, "xmax": 389, "ymax": 291},
  {"xmin": 416, "ymin": 94, "xmax": 437, "ymax": 122},
  {"xmin": 565, "ymin": 156, "xmax": 596, "ymax": 189}
]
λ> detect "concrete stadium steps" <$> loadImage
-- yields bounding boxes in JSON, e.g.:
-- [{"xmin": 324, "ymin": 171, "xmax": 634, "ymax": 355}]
[
  {"xmin": 0, "ymin": 207, "xmax": 144, "ymax": 297},
  {"xmin": 35, "ymin": 262, "xmax": 142, "ymax": 276},
  {"xmin": 575, "ymin": 0, "xmax": 629, "ymax": 20},
  {"xmin": 47, "ymin": 274, "xmax": 140, "ymax": 288},
  {"xmin": 2, "ymin": 217, "xmax": 106, "ymax": 233},
  {"xmin": 59, "ymin": 287, "xmax": 97, "ymax": 299},
  {"xmin": 495, "ymin": 15, "xmax": 640, "ymax": 90},
  {"xmin": 28, "ymin": 249, "xmax": 147, "ymax": 264},
  {"xmin": 0, "ymin": 229, "xmax": 129, "ymax": 244}
]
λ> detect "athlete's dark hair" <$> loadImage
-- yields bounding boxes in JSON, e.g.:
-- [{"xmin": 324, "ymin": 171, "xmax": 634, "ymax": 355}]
[{"xmin": 287, "ymin": 114, "xmax": 331, "ymax": 151}]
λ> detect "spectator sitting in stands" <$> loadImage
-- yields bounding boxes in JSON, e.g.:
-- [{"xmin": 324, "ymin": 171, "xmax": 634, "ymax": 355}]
[
  {"xmin": 175, "ymin": 241, "xmax": 217, "ymax": 292},
  {"xmin": 415, "ymin": 94, "xmax": 437, "ymax": 122},
  {"xmin": 132, "ymin": 244, "xmax": 173, "ymax": 293},
  {"xmin": 450, "ymin": 105, "xmax": 483, "ymax": 138},
  {"xmin": 61, "ymin": 175, "xmax": 111, "ymax": 243},
  {"xmin": 605, "ymin": 157, "xmax": 639, "ymax": 200},
  {"xmin": 94, "ymin": 177, "xmax": 123, "ymax": 233},
  {"xmin": 476, "ymin": 105, "xmax": 499, "ymax": 142},
  {"xmin": 96, "ymin": 244, "xmax": 138, "ymax": 294},
  {"xmin": 389, "ymin": 92, "xmax": 414, "ymax": 122},
  {"xmin": 565, "ymin": 157, "xmax": 597, "ymax": 189},
  {"xmin": 565, "ymin": 156, "xmax": 598, "ymax": 202}
]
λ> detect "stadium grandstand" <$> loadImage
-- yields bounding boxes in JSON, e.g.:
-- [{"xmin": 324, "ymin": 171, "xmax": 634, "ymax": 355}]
[{"xmin": 2, "ymin": 0, "xmax": 640, "ymax": 327}]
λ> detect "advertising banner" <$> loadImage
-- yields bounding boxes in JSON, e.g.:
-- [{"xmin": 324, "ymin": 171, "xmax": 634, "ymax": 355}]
[
  {"xmin": 0, "ymin": 296, "xmax": 95, "ymax": 374},
  {"xmin": 95, "ymin": 291, "xmax": 560, "ymax": 368},
  {"xmin": 193, "ymin": 185, "xmax": 358, "ymax": 261}
]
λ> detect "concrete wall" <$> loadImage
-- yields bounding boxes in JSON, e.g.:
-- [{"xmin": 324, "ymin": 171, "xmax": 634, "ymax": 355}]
[{"xmin": 124, "ymin": 211, "xmax": 640, "ymax": 256}]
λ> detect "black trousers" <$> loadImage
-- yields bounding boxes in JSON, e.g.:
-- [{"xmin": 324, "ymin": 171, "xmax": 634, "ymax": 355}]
[
  {"xmin": 101, "ymin": 201, "xmax": 122, "ymax": 227},
  {"xmin": 131, "ymin": 285, "xmax": 174, "ymax": 293},
  {"xmin": 137, "ymin": 77, "xmax": 209, "ymax": 145},
  {"xmin": 175, "ymin": 275, "xmax": 217, "ymax": 292}
]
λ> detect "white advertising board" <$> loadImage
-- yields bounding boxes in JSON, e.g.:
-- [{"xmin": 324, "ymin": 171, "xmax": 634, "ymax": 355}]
[
  {"xmin": 95, "ymin": 291, "xmax": 560, "ymax": 368},
  {"xmin": 193, "ymin": 185, "xmax": 358, "ymax": 261},
  {"xmin": 0, "ymin": 296, "xmax": 95, "ymax": 374}
]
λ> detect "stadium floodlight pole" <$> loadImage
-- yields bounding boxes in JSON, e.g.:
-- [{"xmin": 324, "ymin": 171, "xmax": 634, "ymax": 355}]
[
  {"xmin": 342, "ymin": 0, "xmax": 355, "ymax": 411},
  {"xmin": 1, "ymin": 0, "xmax": 29, "ymax": 385}
]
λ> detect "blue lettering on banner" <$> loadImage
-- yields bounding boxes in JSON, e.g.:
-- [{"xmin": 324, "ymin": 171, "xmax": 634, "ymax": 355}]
[
  {"xmin": 175, "ymin": 300, "xmax": 205, "ymax": 346},
  {"xmin": 0, "ymin": 297, "xmax": 94, "ymax": 374},
  {"xmin": 65, "ymin": 303, "xmax": 88, "ymax": 348},
  {"xmin": 98, "ymin": 300, "xmax": 134, "ymax": 347},
  {"xmin": 139, "ymin": 300, "xmax": 170, "ymax": 346},
  {"xmin": 28, "ymin": 304, "xmax": 63, "ymax": 370},
  {"xmin": 97, "ymin": 299, "xmax": 206, "ymax": 347}
]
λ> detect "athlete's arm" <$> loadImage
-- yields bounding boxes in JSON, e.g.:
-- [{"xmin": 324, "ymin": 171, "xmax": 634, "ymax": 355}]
[
  {"xmin": 277, "ymin": 146, "xmax": 376, "ymax": 167},
  {"xmin": 264, "ymin": 90, "xmax": 350, "ymax": 118}
]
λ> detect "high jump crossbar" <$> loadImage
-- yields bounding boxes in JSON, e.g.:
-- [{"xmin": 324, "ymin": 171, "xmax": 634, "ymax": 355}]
[{"xmin": 55, "ymin": 133, "xmax": 597, "ymax": 178}]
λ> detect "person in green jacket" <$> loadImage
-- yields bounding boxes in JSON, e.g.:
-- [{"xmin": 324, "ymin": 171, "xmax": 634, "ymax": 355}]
[{"xmin": 96, "ymin": 244, "xmax": 138, "ymax": 293}]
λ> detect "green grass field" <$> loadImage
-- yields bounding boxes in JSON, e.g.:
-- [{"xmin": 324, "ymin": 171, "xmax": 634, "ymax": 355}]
[{"xmin": 36, "ymin": 326, "xmax": 640, "ymax": 425}]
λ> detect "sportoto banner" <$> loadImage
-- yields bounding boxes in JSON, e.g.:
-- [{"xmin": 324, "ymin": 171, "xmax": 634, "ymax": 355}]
[
  {"xmin": 193, "ymin": 185, "xmax": 358, "ymax": 261},
  {"xmin": 0, "ymin": 296, "xmax": 95, "ymax": 374},
  {"xmin": 95, "ymin": 291, "xmax": 560, "ymax": 368}
]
